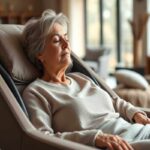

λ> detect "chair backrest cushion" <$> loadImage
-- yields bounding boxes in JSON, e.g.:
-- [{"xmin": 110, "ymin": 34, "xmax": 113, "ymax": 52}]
[{"xmin": 0, "ymin": 24, "xmax": 39, "ymax": 83}]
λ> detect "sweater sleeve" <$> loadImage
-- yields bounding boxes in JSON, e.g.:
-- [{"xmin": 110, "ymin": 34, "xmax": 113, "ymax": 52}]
[
  {"xmin": 22, "ymin": 88, "xmax": 103, "ymax": 146},
  {"xmin": 113, "ymin": 96, "xmax": 147, "ymax": 122}
]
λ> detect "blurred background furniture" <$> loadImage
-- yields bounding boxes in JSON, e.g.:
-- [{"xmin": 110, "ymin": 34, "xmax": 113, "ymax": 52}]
[
  {"xmin": 83, "ymin": 47, "xmax": 111, "ymax": 79},
  {"xmin": 114, "ymin": 69, "xmax": 150, "ymax": 108}
]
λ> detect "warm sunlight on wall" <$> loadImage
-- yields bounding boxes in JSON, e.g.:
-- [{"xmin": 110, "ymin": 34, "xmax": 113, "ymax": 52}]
[{"xmin": 61, "ymin": 0, "xmax": 85, "ymax": 58}]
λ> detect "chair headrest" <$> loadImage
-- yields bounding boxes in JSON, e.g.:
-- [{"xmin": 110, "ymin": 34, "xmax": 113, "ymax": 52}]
[{"xmin": 0, "ymin": 24, "xmax": 39, "ymax": 83}]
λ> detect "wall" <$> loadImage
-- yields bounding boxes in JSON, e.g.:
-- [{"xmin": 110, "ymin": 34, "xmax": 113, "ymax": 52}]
[
  {"xmin": 68, "ymin": 0, "xmax": 85, "ymax": 58},
  {"xmin": 0, "ymin": 0, "xmax": 43, "ymax": 13},
  {"xmin": 42, "ymin": 0, "xmax": 61, "ymax": 12}
]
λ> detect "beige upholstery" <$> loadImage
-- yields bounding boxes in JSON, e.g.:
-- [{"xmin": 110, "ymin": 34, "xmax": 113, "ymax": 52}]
[{"xmin": 0, "ymin": 25, "xmax": 39, "ymax": 82}]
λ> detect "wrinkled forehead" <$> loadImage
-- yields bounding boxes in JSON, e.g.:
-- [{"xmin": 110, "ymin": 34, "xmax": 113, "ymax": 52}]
[
  {"xmin": 46, "ymin": 21, "xmax": 68, "ymax": 37},
  {"xmin": 50, "ymin": 23, "xmax": 67, "ymax": 35},
  {"xmin": 44, "ymin": 23, "xmax": 68, "ymax": 43}
]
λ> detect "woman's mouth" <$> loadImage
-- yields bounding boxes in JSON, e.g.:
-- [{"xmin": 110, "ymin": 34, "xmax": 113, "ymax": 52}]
[{"xmin": 62, "ymin": 52, "xmax": 70, "ymax": 56}]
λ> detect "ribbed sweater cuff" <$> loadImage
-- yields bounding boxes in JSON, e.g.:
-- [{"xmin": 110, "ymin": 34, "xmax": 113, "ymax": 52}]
[
  {"xmin": 127, "ymin": 107, "xmax": 147, "ymax": 122},
  {"xmin": 92, "ymin": 130, "xmax": 103, "ymax": 146}
]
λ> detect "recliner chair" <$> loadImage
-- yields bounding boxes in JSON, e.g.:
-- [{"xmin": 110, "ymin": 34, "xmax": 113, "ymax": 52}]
[
  {"xmin": 0, "ymin": 24, "xmax": 101, "ymax": 150},
  {"xmin": 0, "ymin": 24, "xmax": 150, "ymax": 150}
]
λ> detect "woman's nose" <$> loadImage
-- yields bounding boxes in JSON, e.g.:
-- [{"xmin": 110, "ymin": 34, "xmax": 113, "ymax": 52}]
[{"xmin": 62, "ymin": 38, "xmax": 69, "ymax": 49}]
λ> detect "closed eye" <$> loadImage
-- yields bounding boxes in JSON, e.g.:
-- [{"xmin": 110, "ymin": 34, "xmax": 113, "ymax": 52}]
[
  {"xmin": 52, "ymin": 33, "xmax": 69, "ymax": 43},
  {"xmin": 53, "ymin": 35, "xmax": 61, "ymax": 43}
]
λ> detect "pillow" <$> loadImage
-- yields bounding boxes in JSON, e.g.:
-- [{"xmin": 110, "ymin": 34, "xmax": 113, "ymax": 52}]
[
  {"xmin": 115, "ymin": 69, "xmax": 149, "ymax": 90},
  {"xmin": 0, "ymin": 25, "xmax": 39, "ymax": 82}
]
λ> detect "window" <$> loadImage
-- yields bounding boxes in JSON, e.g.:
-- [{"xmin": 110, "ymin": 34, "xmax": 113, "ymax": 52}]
[
  {"xmin": 85, "ymin": 0, "xmax": 133, "ymax": 72},
  {"xmin": 120, "ymin": 0, "xmax": 133, "ymax": 67},
  {"xmin": 86, "ymin": 0, "xmax": 100, "ymax": 48},
  {"xmin": 103, "ymin": 0, "xmax": 116, "ymax": 72}
]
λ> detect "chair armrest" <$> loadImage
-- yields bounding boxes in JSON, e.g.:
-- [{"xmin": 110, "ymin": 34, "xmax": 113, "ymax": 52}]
[{"xmin": 22, "ymin": 129, "xmax": 99, "ymax": 150}]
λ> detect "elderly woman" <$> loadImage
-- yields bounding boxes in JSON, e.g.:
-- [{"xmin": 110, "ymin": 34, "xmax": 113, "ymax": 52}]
[{"xmin": 22, "ymin": 9, "xmax": 150, "ymax": 150}]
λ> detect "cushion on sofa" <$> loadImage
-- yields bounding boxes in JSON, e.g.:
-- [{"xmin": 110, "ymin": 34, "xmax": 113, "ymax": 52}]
[{"xmin": 115, "ymin": 69, "xmax": 149, "ymax": 90}]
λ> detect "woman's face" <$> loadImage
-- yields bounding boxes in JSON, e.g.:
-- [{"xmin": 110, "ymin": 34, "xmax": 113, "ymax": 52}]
[{"xmin": 37, "ymin": 23, "xmax": 72, "ymax": 72}]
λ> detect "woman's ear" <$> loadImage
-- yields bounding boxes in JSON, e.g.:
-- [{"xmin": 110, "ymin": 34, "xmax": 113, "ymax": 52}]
[{"xmin": 36, "ymin": 52, "xmax": 44, "ymax": 62}]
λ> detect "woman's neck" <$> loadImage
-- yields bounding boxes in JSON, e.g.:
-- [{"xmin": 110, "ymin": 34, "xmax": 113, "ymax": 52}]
[{"xmin": 41, "ymin": 69, "xmax": 70, "ymax": 85}]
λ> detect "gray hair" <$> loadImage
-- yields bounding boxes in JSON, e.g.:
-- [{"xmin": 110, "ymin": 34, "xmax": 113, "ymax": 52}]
[{"xmin": 22, "ymin": 9, "xmax": 69, "ymax": 73}]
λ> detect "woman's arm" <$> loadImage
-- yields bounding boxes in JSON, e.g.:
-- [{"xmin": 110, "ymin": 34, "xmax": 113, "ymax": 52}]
[{"xmin": 113, "ymin": 96, "xmax": 147, "ymax": 122}]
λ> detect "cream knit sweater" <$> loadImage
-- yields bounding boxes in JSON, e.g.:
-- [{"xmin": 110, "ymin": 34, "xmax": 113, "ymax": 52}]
[{"xmin": 23, "ymin": 73, "xmax": 142, "ymax": 146}]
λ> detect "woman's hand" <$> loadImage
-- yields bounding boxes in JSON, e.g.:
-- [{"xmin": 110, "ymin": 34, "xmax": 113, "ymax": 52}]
[
  {"xmin": 133, "ymin": 112, "xmax": 150, "ymax": 125},
  {"xmin": 95, "ymin": 133, "xmax": 134, "ymax": 150}
]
